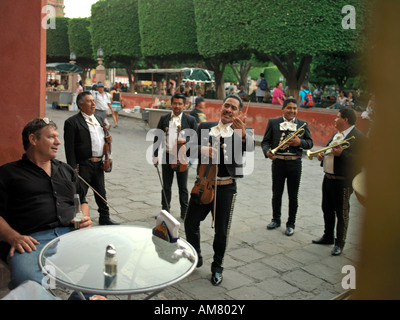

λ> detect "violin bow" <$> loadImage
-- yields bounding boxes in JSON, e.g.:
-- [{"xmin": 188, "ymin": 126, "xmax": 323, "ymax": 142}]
[
  {"xmin": 155, "ymin": 164, "xmax": 170, "ymax": 213},
  {"xmin": 242, "ymin": 100, "xmax": 250, "ymax": 118},
  {"xmin": 78, "ymin": 174, "xmax": 119, "ymax": 214},
  {"xmin": 211, "ymin": 135, "xmax": 221, "ymax": 229},
  {"xmin": 212, "ymin": 166, "xmax": 218, "ymax": 229}
]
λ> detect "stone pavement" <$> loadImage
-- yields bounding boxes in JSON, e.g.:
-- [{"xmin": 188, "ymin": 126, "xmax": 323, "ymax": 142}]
[{"xmin": 0, "ymin": 106, "xmax": 364, "ymax": 300}]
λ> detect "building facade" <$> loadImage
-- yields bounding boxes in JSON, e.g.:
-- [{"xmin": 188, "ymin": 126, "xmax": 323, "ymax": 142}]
[{"xmin": 47, "ymin": 0, "xmax": 64, "ymax": 17}]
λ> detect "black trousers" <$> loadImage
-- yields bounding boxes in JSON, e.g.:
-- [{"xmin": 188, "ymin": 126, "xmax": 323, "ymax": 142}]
[
  {"xmin": 271, "ymin": 158, "xmax": 302, "ymax": 228},
  {"xmin": 321, "ymin": 176, "xmax": 352, "ymax": 248},
  {"xmin": 184, "ymin": 183, "xmax": 237, "ymax": 273},
  {"xmin": 78, "ymin": 160, "xmax": 109, "ymax": 218},
  {"xmin": 161, "ymin": 163, "xmax": 188, "ymax": 216}
]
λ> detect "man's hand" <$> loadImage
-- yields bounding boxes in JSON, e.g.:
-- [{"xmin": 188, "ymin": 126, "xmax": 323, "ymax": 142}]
[
  {"xmin": 330, "ymin": 145, "xmax": 344, "ymax": 157},
  {"xmin": 105, "ymin": 134, "xmax": 112, "ymax": 143},
  {"xmin": 266, "ymin": 150, "xmax": 277, "ymax": 160},
  {"xmin": 153, "ymin": 157, "xmax": 159, "ymax": 167},
  {"xmin": 232, "ymin": 115, "xmax": 247, "ymax": 138},
  {"xmin": 79, "ymin": 216, "xmax": 93, "ymax": 229},
  {"xmin": 201, "ymin": 146, "xmax": 218, "ymax": 159},
  {"xmin": 8, "ymin": 234, "xmax": 40, "ymax": 257},
  {"xmin": 286, "ymin": 135, "xmax": 301, "ymax": 147}
]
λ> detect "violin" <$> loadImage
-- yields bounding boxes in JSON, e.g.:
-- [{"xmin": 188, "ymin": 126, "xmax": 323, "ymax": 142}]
[
  {"xmin": 190, "ymin": 138, "xmax": 220, "ymax": 205},
  {"xmin": 102, "ymin": 123, "xmax": 112, "ymax": 173},
  {"xmin": 171, "ymin": 125, "xmax": 188, "ymax": 173}
]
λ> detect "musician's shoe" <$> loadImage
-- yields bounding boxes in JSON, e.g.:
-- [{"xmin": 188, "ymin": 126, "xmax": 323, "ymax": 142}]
[
  {"xmin": 267, "ymin": 221, "xmax": 281, "ymax": 230},
  {"xmin": 99, "ymin": 217, "xmax": 120, "ymax": 225},
  {"xmin": 312, "ymin": 236, "xmax": 334, "ymax": 245},
  {"xmin": 211, "ymin": 272, "xmax": 223, "ymax": 286},
  {"xmin": 197, "ymin": 257, "xmax": 203, "ymax": 268},
  {"xmin": 331, "ymin": 245, "xmax": 342, "ymax": 256},
  {"xmin": 285, "ymin": 227, "xmax": 294, "ymax": 236}
]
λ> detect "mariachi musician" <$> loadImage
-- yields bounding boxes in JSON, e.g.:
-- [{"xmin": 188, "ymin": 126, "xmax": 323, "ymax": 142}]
[
  {"xmin": 261, "ymin": 97, "xmax": 313, "ymax": 236},
  {"xmin": 184, "ymin": 95, "xmax": 254, "ymax": 286},
  {"xmin": 312, "ymin": 107, "xmax": 365, "ymax": 256},
  {"xmin": 152, "ymin": 93, "xmax": 198, "ymax": 219},
  {"xmin": 64, "ymin": 91, "xmax": 118, "ymax": 225}
]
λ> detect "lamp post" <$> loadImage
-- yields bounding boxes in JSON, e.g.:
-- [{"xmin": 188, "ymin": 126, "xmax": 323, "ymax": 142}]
[
  {"xmin": 95, "ymin": 48, "xmax": 106, "ymax": 85},
  {"xmin": 70, "ymin": 52, "xmax": 77, "ymax": 62},
  {"xmin": 68, "ymin": 52, "xmax": 78, "ymax": 93}
]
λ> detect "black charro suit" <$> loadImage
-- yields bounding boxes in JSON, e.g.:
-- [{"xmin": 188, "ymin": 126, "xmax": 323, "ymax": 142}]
[
  {"xmin": 64, "ymin": 112, "xmax": 110, "ymax": 220},
  {"xmin": 320, "ymin": 126, "xmax": 365, "ymax": 250},
  {"xmin": 153, "ymin": 112, "xmax": 198, "ymax": 217},
  {"xmin": 261, "ymin": 117, "xmax": 313, "ymax": 229},
  {"xmin": 321, "ymin": 126, "xmax": 365, "ymax": 185},
  {"xmin": 184, "ymin": 121, "xmax": 255, "ymax": 274}
]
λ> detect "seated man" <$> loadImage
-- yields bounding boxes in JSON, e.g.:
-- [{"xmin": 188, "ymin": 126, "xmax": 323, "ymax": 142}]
[{"xmin": 0, "ymin": 118, "xmax": 92, "ymax": 290}]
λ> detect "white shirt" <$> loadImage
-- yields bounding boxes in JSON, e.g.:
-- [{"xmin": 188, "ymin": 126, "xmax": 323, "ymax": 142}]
[
  {"xmin": 166, "ymin": 112, "xmax": 183, "ymax": 153},
  {"xmin": 92, "ymin": 90, "xmax": 111, "ymax": 111},
  {"xmin": 324, "ymin": 125, "xmax": 355, "ymax": 174},
  {"xmin": 81, "ymin": 112, "xmax": 105, "ymax": 157},
  {"xmin": 280, "ymin": 116, "xmax": 297, "ymax": 132},
  {"xmin": 210, "ymin": 121, "xmax": 234, "ymax": 138}
]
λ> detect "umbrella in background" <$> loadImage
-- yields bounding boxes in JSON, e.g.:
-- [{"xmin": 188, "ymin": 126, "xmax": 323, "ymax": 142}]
[{"xmin": 46, "ymin": 63, "xmax": 84, "ymax": 73}]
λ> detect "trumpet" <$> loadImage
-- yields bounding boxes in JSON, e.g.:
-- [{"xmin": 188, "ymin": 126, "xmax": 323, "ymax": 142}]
[
  {"xmin": 306, "ymin": 136, "xmax": 355, "ymax": 160},
  {"xmin": 270, "ymin": 123, "xmax": 306, "ymax": 155}
]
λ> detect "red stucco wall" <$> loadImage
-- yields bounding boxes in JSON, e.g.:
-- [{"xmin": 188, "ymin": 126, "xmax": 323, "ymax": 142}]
[{"xmin": 0, "ymin": 0, "xmax": 47, "ymax": 165}]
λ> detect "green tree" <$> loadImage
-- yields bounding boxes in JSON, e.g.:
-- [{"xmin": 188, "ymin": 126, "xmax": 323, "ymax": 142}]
[
  {"xmin": 68, "ymin": 18, "xmax": 96, "ymax": 84},
  {"xmin": 194, "ymin": 0, "xmax": 251, "ymax": 99},
  {"xmin": 90, "ymin": 0, "xmax": 142, "ymax": 90},
  {"xmin": 248, "ymin": 0, "xmax": 371, "ymax": 97},
  {"xmin": 138, "ymin": 0, "xmax": 199, "ymax": 67},
  {"xmin": 309, "ymin": 53, "xmax": 360, "ymax": 90},
  {"xmin": 46, "ymin": 17, "xmax": 70, "ymax": 62}
]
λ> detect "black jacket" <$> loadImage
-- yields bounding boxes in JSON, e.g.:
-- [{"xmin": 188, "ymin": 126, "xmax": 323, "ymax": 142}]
[
  {"xmin": 321, "ymin": 126, "xmax": 365, "ymax": 183},
  {"xmin": 261, "ymin": 117, "xmax": 313, "ymax": 157},
  {"xmin": 195, "ymin": 121, "xmax": 255, "ymax": 178},
  {"xmin": 64, "ymin": 112, "xmax": 105, "ymax": 169}
]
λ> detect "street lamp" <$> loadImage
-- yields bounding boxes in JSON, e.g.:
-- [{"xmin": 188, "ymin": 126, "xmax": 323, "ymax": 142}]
[
  {"xmin": 70, "ymin": 52, "xmax": 76, "ymax": 62},
  {"xmin": 96, "ymin": 48, "xmax": 106, "ymax": 84},
  {"xmin": 68, "ymin": 52, "xmax": 78, "ymax": 93},
  {"xmin": 97, "ymin": 48, "xmax": 104, "ymax": 59}
]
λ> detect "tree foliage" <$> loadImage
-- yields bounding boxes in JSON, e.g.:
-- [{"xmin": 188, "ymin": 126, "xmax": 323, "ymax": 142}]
[
  {"xmin": 194, "ymin": 0, "xmax": 252, "ymax": 98},
  {"xmin": 309, "ymin": 53, "xmax": 360, "ymax": 90},
  {"xmin": 249, "ymin": 0, "xmax": 369, "ymax": 55},
  {"xmin": 138, "ymin": 0, "xmax": 199, "ymax": 64},
  {"xmin": 90, "ymin": 0, "xmax": 141, "ymax": 63},
  {"xmin": 90, "ymin": 0, "xmax": 142, "ymax": 89},
  {"xmin": 194, "ymin": 0, "xmax": 249, "ymax": 59},
  {"xmin": 46, "ymin": 17, "xmax": 70, "ymax": 62},
  {"xmin": 247, "ymin": 0, "xmax": 371, "ymax": 96},
  {"xmin": 68, "ymin": 18, "xmax": 96, "ymax": 67}
]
